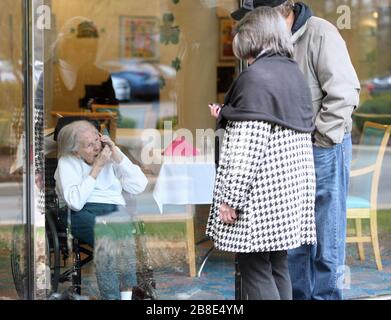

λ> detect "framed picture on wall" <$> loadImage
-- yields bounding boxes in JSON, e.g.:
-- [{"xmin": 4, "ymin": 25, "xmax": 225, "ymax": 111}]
[
  {"xmin": 119, "ymin": 16, "xmax": 159, "ymax": 60},
  {"xmin": 219, "ymin": 18, "xmax": 235, "ymax": 61}
]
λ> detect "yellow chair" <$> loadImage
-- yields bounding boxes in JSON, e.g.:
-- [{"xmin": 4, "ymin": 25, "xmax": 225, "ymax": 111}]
[{"xmin": 346, "ymin": 121, "xmax": 391, "ymax": 270}]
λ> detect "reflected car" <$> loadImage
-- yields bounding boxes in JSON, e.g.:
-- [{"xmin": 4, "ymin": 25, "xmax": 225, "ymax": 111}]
[
  {"xmin": 111, "ymin": 76, "xmax": 131, "ymax": 101},
  {"xmin": 101, "ymin": 60, "xmax": 175, "ymax": 102},
  {"xmin": 366, "ymin": 74, "xmax": 391, "ymax": 96},
  {"xmin": 111, "ymin": 69, "xmax": 159, "ymax": 102}
]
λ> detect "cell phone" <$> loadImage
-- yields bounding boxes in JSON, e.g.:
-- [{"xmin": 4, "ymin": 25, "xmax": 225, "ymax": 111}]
[{"xmin": 99, "ymin": 133, "xmax": 107, "ymax": 148}]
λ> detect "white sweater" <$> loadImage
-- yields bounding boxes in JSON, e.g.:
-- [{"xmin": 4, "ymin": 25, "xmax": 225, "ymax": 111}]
[{"xmin": 54, "ymin": 149, "xmax": 148, "ymax": 211}]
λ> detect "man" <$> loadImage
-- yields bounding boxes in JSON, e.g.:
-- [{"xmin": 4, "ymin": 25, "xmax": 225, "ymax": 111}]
[{"xmin": 231, "ymin": 0, "xmax": 360, "ymax": 300}]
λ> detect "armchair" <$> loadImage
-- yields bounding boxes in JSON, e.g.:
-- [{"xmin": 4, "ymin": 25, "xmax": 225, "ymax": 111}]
[{"xmin": 347, "ymin": 121, "xmax": 391, "ymax": 270}]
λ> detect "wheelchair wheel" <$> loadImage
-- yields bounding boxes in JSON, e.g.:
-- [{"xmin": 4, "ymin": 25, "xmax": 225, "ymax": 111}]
[
  {"xmin": 45, "ymin": 211, "xmax": 61, "ymax": 294},
  {"xmin": 10, "ymin": 224, "xmax": 27, "ymax": 299}
]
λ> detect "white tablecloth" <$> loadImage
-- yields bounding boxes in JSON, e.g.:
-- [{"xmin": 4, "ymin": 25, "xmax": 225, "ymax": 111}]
[{"xmin": 152, "ymin": 160, "xmax": 216, "ymax": 213}]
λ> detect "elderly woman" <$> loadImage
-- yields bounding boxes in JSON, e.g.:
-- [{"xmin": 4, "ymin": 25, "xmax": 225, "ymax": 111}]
[
  {"xmin": 54, "ymin": 120, "xmax": 148, "ymax": 300},
  {"xmin": 206, "ymin": 7, "xmax": 316, "ymax": 300}
]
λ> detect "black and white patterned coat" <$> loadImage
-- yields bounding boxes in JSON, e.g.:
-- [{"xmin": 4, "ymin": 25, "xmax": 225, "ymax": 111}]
[{"xmin": 206, "ymin": 120, "xmax": 316, "ymax": 253}]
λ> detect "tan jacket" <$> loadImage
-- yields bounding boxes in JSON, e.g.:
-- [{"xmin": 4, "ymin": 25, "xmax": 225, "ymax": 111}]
[{"xmin": 292, "ymin": 16, "xmax": 361, "ymax": 147}]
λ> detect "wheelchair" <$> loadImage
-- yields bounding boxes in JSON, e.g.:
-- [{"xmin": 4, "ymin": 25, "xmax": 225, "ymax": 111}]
[
  {"xmin": 44, "ymin": 115, "xmax": 158, "ymax": 299},
  {"xmin": 45, "ymin": 156, "xmax": 158, "ymax": 300},
  {"xmin": 10, "ymin": 116, "xmax": 157, "ymax": 300},
  {"xmin": 44, "ymin": 157, "xmax": 94, "ymax": 297},
  {"xmin": 9, "ymin": 157, "xmax": 84, "ymax": 299}
]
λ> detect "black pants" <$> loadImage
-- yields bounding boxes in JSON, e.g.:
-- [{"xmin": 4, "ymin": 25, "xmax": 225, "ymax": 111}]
[{"xmin": 237, "ymin": 251, "xmax": 292, "ymax": 300}]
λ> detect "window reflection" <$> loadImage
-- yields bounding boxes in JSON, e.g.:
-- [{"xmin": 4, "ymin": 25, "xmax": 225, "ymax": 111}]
[
  {"xmin": 34, "ymin": 0, "xmax": 391, "ymax": 300},
  {"xmin": 0, "ymin": 0, "xmax": 26, "ymax": 300},
  {"xmin": 305, "ymin": 0, "xmax": 391, "ymax": 299},
  {"xmin": 41, "ymin": 17, "xmax": 117, "ymax": 127}
]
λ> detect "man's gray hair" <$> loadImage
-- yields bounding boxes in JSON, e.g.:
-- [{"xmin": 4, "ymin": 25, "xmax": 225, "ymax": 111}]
[
  {"xmin": 232, "ymin": 6, "xmax": 293, "ymax": 61},
  {"xmin": 57, "ymin": 120, "xmax": 98, "ymax": 158}
]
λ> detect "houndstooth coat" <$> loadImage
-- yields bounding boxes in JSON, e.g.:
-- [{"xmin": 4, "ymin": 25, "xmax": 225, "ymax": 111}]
[{"xmin": 206, "ymin": 120, "xmax": 317, "ymax": 253}]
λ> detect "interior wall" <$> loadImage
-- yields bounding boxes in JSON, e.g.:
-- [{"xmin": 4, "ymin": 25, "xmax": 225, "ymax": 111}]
[
  {"xmin": 52, "ymin": 0, "xmax": 160, "ymax": 64},
  {"xmin": 0, "ymin": 0, "xmax": 23, "ymax": 147},
  {"xmin": 167, "ymin": 0, "xmax": 218, "ymax": 134},
  {"xmin": 49, "ymin": 0, "xmax": 225, "ymax": 134}
]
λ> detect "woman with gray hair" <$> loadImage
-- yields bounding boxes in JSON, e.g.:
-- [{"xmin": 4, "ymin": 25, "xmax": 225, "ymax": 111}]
[
  {"xmin": 206, "ymin": 7, "xmax": 316, "ymax": 300},
  {"xmin": 54, "ymin": 120, "xmax": 148, "ymax": 300}
]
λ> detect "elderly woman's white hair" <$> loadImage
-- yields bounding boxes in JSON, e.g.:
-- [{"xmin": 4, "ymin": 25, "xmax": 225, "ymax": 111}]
[
  {"xmin": 57, "ymin": 120, "xmax": 98, "ymax": 158},
  {"xmin": 232, "ymin": 6, "xmax": 293, "ymax": 61}
]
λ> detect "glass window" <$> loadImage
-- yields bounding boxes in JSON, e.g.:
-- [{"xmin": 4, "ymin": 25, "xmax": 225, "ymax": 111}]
[
  {"xmin": 40, "ymin": 0, "xmax": 239, "ymax": 300},
  {"xmin": 306, "ymin": 0, "xmax": 391, "ymax": 299},
  {"xmin": 32, "ymin": 0, "xmax": 391, "ymax": 300},
  {"xmin": 0, "ymin": 0, "xmax": 28, "ymax": 300}
]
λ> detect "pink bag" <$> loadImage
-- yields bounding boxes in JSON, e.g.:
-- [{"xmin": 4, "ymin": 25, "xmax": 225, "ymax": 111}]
[{"xmin": 163, "ymin": 136, "xmax": 200, "ymax": 156}]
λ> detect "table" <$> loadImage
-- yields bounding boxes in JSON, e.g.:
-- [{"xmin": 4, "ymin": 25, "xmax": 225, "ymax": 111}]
[
  {"xmin": 151, "ymin": 158, "xmax": 216, "ymax": 277},
  {"xmin": 152, "ymin": 160, "xmax": 216, "ymax": 213}
]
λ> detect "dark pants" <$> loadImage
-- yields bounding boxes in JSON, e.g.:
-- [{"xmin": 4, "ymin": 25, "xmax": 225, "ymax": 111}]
[
  {"xmin": 237, "ymin": 251, "xmax": 292, "ymax": 300},
  {"xmin": 60, "ymin": 203, "xmax": 118, "ymax": 247}
]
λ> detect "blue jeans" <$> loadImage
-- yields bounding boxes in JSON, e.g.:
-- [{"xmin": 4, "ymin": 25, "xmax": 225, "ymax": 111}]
[
  {"xmin": 60, "ymin": 203, "xmax": 137, "ymax": 300},
  {"xmin": 288, "ymin": 133, "xmax": 352, "ymax": 300}
]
